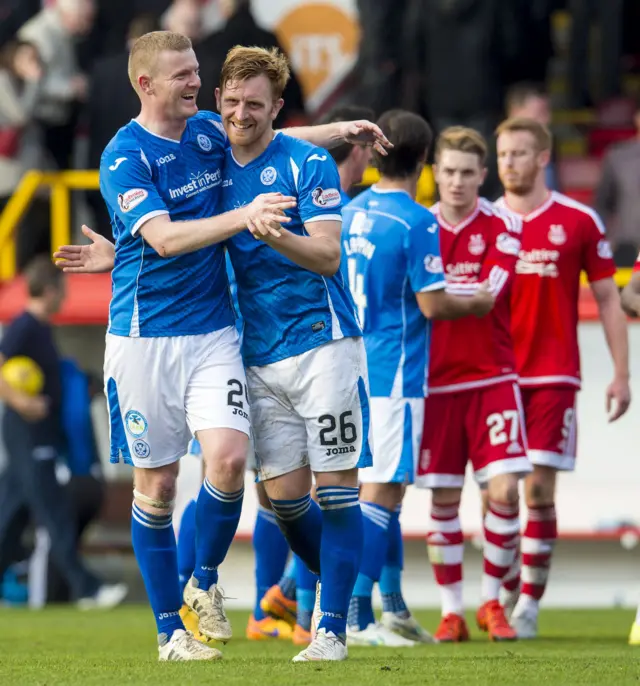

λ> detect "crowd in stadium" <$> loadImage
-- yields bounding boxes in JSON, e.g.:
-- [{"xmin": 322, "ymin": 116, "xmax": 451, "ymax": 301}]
[{"xmin": 0, "ymin": 0, "xmax": 640, "ymax": 668}]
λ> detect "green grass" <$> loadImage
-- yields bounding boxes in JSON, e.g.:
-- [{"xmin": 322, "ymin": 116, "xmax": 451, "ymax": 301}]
[{"xmin": 1, "ymin": 607, "xmax": 639, "ymax": 685}]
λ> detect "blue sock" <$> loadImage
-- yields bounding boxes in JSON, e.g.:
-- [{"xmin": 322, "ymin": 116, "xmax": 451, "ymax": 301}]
[
  {"xmin": 347, "ymin": 502, "xmax": 392, "ymax": 630},
  {"xmin": 271, "ymin": 493, "xmax": 322, "ymax": 575},
  {"xmin": 253, "ymin": 505, "xmax": 289, "ymax": 620},
  {"xmin": 193, "ymin": 478, "xmax": 244, "ymax": 590},
  {"xmin": 176, "ymin": 499, "xmax": 197, "ymax": 595},
  {"xmin": 131, "ymin": 503, "xmax": 183, "ymax": 640},
  {"xmin": 277, "ymin": 556, "xmax": 297, "ymax": 601},
  {"xmin": 380, "ymin": 504, "xmax": 409, "ymax": 616},
  {"xmin": 295, "ymin": 555, "xmax": 319, "ymax": 631},
  {"xmin": 316, "ymin": 486, "xmax": 363, "ymax": 639}
]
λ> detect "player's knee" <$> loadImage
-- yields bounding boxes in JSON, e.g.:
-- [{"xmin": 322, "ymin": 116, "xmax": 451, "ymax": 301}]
[
  {"xmin": 431, "ymin": 487, "xmax": 462, "ymax": 507},
  {"xmin": 525, "ymin": 467, "xmax": 556, "ymax": 506},
  {"xmin": 133, "ymin": 469, "xmax": 177, "ymax": 512},
  {"xmin": 487, "ymin": 473, "xmax": 519, "ymax": 504}
]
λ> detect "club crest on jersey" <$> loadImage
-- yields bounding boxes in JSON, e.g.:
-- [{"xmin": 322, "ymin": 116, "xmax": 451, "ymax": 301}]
[
  {"xmin": 468, "ymin": 233, "xmax": 486, "ymax": 256},
  {"xmin": 260, "ymin": 166, "xmax": 277, "ymax": 186},
  {"xmin": 125, "ymin": 410, "xmax": 148, "ymax": 438},
  {"xmin": 197, "ymin": 134, "xmax": 212, "ymax": 151},
  {"xmin": 548, "ymin": 224, "xmax": 566, "ymax": 245},
  {"xmin": 118, "ymin": 188, "xmax": 147, "ymax": 213},
  {"xmin": 424, "ymin": 254, "xmax": 444, "ymax": 274},
  {"xmin": 132, "ymin": 440, "xmax": 151, "ymax": 459},
  {"xmin": 597, "ymin": 239, "xmax": 613, "ymax": 259},
  {"xmin": 311, "ymin": 186, "xmax": 341, "ymax": 208}
]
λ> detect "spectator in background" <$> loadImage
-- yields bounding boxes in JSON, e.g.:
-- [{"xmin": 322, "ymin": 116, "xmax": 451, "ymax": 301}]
[
  {"xmin": 320, "ymin": 105, "xmax": 375, "ymax": 202},
  {"xmin": 197, "ymin": 0, "xmax": 306, "ymax": 125},
  {"xmin": 0, "ymin": 39, "xmax": 52, "ymax": 270},
  {"xmin": 568, "ymin": 0, "xmax": 624, "ymax": 108},
  {"xmin": 162, "ymin": 0, "xmax": 202, "ymax": 42},
  {"xmin": 595, "ymin": 101, "xmax": 640, "ymax": 265},
  {"xmin": 0, "ymin": 0, "xmax": 41, "ymax": 50},
  {"xmin": 341, "ymin": 0, "xmax": 408, "ymax": 116},
  {"xmin": 0, "ymin": 257, "xmax": 126, "ymax": 609},
  {"xmin": 85, "ymin": 14, "xmax": 160, "ymax": 238},
  {"xmin": 18, "ymin": 0, "xmax": 95, "ymax": 170},
  {"xmin": 402, "ymin": 0, "xmax": 529, "ymax": 200},
  {"xmin": 505, "ymin": 82, "xmax": 558, "ymax": 191}
]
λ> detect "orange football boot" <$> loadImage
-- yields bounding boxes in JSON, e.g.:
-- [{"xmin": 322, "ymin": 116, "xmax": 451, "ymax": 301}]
[
  {"xmin": 433, "ymin": 614, "xmax": 470, "ymax": 643},
  {"xmin": 260, "ymin": 584, "xmax": 297, "ymax": 627},
  {"xmin": 246, "ymin": 614, "xmax": 293, "ymax": 641},
  {"xmin": 476, "ymin": 600, "xmax": 517, "ymax": 641}
]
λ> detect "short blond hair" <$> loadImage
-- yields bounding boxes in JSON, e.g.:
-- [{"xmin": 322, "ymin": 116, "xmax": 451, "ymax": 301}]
[
  {"xmin": 495, "ymin": 117, "xmax": 552, "ymax": 151},
  {"xmin": 220, "ymin": 46, "xmax": 290, "ymax": 99},
  {"xmin": 435, "ymin": 126, "xmax": 488, "ymax": 166},
  {"xmin": 128, "ymin": 31, "xmax": 192, "ymax": 91}
]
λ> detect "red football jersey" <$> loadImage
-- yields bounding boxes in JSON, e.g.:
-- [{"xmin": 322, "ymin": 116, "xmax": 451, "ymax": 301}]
[
  {"xmin": 428, "ymin": 198, "xmax": 521, "ymax": 393},
  {"xmin": 634, "ymin": 254, "xmax": 640, "ymax": 272},
  {"xmin": 495, "ymin": 191, "xmax": 616, "ymax": 389}
]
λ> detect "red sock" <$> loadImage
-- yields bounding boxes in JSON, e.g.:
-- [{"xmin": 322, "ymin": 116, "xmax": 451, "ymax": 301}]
[
  {"xmin": 482, "ymin": 500, "xmax": 520, "ymax": 601},
  {"xmin": 520, "ymin": 505, "xmax": 557, "ymax": 601},
  {"xmin": 426, "ymin": 502, "xmax": 464, "ymax": 615}
]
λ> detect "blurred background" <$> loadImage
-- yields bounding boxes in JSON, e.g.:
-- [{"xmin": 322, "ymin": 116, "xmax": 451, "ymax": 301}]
[{"xmin": 0, "ymin": 0, "xmax": 639, "ymax": 610}]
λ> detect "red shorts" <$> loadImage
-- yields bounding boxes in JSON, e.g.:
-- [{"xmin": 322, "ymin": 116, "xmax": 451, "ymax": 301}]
[
  {"xmin": 520, "ymin": 386, "xmax": 577, "ymax": 471},
  {"xmin": 416, "ymin": 381, "xmax": 531, "ymax": 488}
]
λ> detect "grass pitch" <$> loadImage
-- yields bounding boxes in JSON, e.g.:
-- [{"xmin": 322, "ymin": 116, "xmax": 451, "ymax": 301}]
[{"xmin": 1, "ymin": 607, "xmax": 638, "ymax": 685}]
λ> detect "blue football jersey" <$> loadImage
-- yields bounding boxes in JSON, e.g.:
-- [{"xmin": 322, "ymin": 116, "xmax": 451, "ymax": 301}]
[
  {"xmin": 342, "ymin": 186, "xmax": 446, "ymax": 397},
  {"xmin": 223, "ymin": 134, "xmax": 361, "ymax": 367},
  {"xmin": 100, "ymin": 111, "xmax": 234, "ymax": 337}
]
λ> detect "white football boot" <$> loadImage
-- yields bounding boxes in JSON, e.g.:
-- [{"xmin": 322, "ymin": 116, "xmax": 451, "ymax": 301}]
[
  {"xmin": 381, "ymin": 612, "xmax": 434, "ymax": 643},
  {"xmin": 510, "ymin": 597, "xmax": 539, "ymax": 639},
  {"xmin": 77, "ymin": 583, "xmax": 128, "ymax": 610},
  {"xmin": 183, "ymin": 577, "xmax": 232, "ymax": 643},
  {"xmin": 292, "ymin": 628, "xmax": 348, "ymax": 662},
  {"xmin": 158, "ymin": 629, "xmax": 223, "ymax": 661},
  {"xmin": 347, "ymin": 622, "xmax": 417, "ymax": 647}
]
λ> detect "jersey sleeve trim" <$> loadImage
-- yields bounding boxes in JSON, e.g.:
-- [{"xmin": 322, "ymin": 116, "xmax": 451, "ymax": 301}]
[
  {"xmin": 586, "ymin": 266, "xmax": 617, "ymax": 283},
  {"xmin": 131, "ymin": 209, "xmax": 169, "ymax": 236},
  {"xmin": 418, "ymin": 279, "xmax": 446, "ymax": 293},
  {"xmin": 304, "ymin": 213, "xmax": 342, "ymax": 223}
]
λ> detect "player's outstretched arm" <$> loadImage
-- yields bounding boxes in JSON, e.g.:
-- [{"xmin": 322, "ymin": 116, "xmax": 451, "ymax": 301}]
[
  {"xmin": 54, "ymin": 225, "xmax": 116, "ymax": 273},
  {"xmin": 621, "ymin": 271, "xmax": 640, "ymax": 317},
  {"xmin": 281, "ymin": 120, "xmax": 392, "ymax": 156},
  {"xmin": 415, "ymin": 281, "xmax": 496, "ymax": 320},
  {"xmin": 249, "ymin": 219, "xmax": 341, "ymax": 276},
  {"xmin": 591, "ymin": 277, "xmax": 631, "ymax": 421},
  {"xmin": 140, "ymin": 193, "xmax": 296, "ymax": 257}
]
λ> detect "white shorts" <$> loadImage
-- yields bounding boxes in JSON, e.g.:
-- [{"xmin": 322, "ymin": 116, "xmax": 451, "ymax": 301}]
[
  {"xmin": 247, "ymin": 337, "xmax": 373, "ymax": 481},
  {"xmin": 359, "ymin": 397, "xmax": 424, "ymax": 484},
  {"xmin": 104, "ymin": 326, "xmax": 250, "ymax": 469}
]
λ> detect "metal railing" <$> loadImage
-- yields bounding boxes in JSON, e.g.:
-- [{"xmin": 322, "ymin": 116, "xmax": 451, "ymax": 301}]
[{"xmin": 0, "ymin": 170, "xmax": 99, "ymax": 281}]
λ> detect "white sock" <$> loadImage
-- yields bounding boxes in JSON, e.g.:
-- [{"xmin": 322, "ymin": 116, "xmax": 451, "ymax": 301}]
[
  {"xmin": 440, "ymin": 581, "xmax": 464, "ymax": 617},
  {"xmin": 635, "ymin": 604, "xmax": 640, "ymax": 624},
  {"xmin": 514, "ymin": 593, "xmax": 539, "ymax": 616}
]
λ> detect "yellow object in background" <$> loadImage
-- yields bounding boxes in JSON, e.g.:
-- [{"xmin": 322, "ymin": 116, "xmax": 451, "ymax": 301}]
[
  {"xmin": 1, "ymin": 356, "xmax": 44, "ymax": 396},
  {"xmin": 359, "ymin": 165, "xmax": 436, "ymax": 208}
]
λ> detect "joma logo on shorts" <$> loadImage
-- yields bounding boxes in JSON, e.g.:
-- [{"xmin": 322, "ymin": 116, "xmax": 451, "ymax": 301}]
[
  {"xmin": 232, "ymin": 407, "xmax": 249, "ymax": 420},
  {"xmin": 325, "ymin": 446, "xmax": 356, "ymax": 456}
]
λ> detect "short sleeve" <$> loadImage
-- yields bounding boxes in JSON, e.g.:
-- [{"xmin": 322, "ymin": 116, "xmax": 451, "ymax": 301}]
[
  {"xmin": 406, "ymin": 212, "xmax": 446, "ymax": 293},
  {"xmin": 580, "ymin": 209, "xmax": 616, "ymax": 283},
  {"xmin": 633, "ymin": 254, "xmax": 640, "ymax": 273},
  {"xmin": 0, "ymin": 317, "xmax": 28, "ymax": 359},
  {"xmin": 296, "ymin": 150, "xmax": 343, "ymax": 224},
  {"xmin": 100, "ymin": 149, "xmax": 169, "ymax": 236}
]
